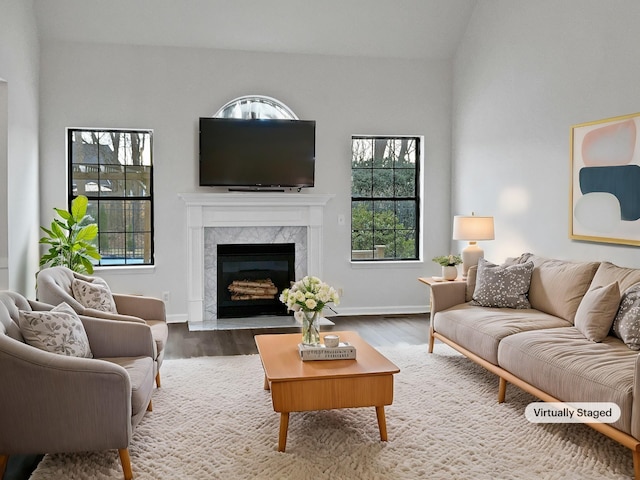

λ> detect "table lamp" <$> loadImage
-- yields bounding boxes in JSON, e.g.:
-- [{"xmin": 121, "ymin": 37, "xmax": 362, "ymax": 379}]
[{"xmin": 452, "ymin": 213, "xmax": 495, "ymax": 277}]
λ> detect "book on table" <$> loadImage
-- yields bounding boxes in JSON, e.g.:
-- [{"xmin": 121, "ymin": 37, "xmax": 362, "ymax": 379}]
[{"xmin": 298, "ymin": 342, "xmax": 357, "ymax": 361}]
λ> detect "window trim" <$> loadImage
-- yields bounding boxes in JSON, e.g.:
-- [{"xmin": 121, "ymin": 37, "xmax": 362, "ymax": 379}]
[
  {"xmin": 67, "ymin": 127, "xmax": 155, "ymax": 268},
  {"xmin": 350, "ymin": 134, "xmax": 423, "ymax": 263}
]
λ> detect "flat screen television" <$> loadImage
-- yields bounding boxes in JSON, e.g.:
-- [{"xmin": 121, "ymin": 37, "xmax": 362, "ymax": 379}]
[{"xmin": 199, "ymin": 118, "xmax": 316, "ymax": 188}]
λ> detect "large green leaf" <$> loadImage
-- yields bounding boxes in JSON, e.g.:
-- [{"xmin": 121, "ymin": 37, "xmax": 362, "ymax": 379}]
[
  {"xmin": 54, "ymin": 208, "xmax": 72, "ymax": 221},
  {"xmin": 76, "ymin": 224, "xmax": 98, "ymax": 242},
  {"xmin": 70, "ymin": 195, "xmax": 88, "ymax": 221},
  {"xmin": 50, "ymin": 221, "xmax": 67, "ymax": 239}
]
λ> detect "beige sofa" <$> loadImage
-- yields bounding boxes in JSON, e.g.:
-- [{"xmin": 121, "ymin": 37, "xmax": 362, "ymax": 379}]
[
  {"xmin": 427, "ymin": 254, "xmax": 640, "ymax": 479},
  {"xmin": 0, "ymin": 290, "xmax": 155, "ymax": 480}
]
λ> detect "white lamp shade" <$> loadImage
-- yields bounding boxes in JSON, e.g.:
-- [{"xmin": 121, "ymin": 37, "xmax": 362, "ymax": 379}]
[
  {"xmin": 452, "ymin": 215, "xmax": 495, "ymax": 241},
  {"xmin": 452, "ymin": 215, "xmax": 495, "ymax": 277}
]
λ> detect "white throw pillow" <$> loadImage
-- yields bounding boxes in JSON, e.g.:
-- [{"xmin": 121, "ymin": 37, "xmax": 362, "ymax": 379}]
[
  {"xmin": 19, "ymin": 302, "xmax": 93, "ymax": 358},
  {"xmin": 71, "ymin": 277, "xmax": 117, "ymax": 313},
  {"xmin": 574, "ymin": 282, "xmax": 620, "ymax": 342}
]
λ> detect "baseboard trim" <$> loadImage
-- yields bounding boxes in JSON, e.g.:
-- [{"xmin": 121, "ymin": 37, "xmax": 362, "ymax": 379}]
[
  {"xmin": 326, "ymin": 305, "xmax": 429, "ymax": 317},
  {"xmin": 167, "ymin": 306, "xmax": 429, "ymax": 324},
  {"xmin": 166, "ymin": 313, "xmax": 189, "ymax": 324}
]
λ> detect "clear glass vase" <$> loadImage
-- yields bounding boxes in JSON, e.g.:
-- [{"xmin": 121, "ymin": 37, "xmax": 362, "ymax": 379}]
[{"xmin": 301, "ymin": 310, "xmax": 321, "ymax": 345}]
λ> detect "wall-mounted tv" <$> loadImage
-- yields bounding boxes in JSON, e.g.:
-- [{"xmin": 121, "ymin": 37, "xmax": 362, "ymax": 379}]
[{"xmin": 199, "ymin": 118, "xmax": 316, "ymax": 188}]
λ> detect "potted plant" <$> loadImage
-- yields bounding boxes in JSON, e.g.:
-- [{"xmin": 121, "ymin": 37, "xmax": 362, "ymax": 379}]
[
  {"xmin": 432, "ymin": 254, "xmax": 462, "ymax": 281},
  {"xmin": 39, "ymin": 195, "xmax": 101, "ymax": 274}
]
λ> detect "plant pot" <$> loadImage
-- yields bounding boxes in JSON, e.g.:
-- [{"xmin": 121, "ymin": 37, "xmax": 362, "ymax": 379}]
[{"xmin": 442, "ymin": 265, "xmax": 458, "ymax": 281}]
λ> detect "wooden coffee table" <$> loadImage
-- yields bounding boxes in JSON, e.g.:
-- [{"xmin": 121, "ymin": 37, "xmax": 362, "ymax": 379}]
[{"xmin": 254, "ymin": 331, "xmax": 400, "ymax": 452}]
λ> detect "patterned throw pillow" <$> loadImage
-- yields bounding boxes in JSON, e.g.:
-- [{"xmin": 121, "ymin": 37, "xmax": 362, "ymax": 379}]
[
  {"xmin": 471, "ymin": 258, "xmax": 534, "ymax": 309},
  {"xmin": 71, "ymin": 278, "xmax": 117, "ymax": 313},
  {"xmin": 18, "ymin": 302, "xmax": 93, "ymax": 358},
  {"xmin": 612, "ymin": 284, "xmax": 640, "ymax": 350}
]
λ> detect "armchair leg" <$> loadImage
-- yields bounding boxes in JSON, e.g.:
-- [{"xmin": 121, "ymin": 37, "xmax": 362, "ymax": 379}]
[
  {"xmin": 118, "ymin": 449, "xmax": 133, "ymax": 480},
  {"xmin": 147, "ymin": 399, "xmax": 153, "ymax": 412},
  {"xmin": 155, "ymin": 372, "xmax": 161, "ymax": 388},
  {"xmin": 0, "ymin": 454, "xmax": 8, "ymax": 479}
]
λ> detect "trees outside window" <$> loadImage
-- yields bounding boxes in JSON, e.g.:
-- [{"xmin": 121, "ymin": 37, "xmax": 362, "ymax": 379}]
[
  {"xmin": 351, "ymin": 136, "xmax": 421, "ymax": 261},
  {"xmin": 68, "ymin": 128, "xmax": 153, "ymax": 266}
]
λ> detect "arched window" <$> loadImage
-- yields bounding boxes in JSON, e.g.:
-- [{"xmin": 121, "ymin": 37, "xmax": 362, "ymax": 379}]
[{"xmin": 214, "ymin": 95, "xmax": 298, "ymax": 120}]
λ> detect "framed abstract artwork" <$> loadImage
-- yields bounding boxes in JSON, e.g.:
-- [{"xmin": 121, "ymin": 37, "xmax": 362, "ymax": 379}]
[{"xmin": 570, "ymin": 112, "xmax": 640, "ymax": 246}]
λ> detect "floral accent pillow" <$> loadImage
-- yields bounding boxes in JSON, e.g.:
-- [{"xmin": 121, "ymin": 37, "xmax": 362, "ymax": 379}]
[
  {"xmin": 18, "ymin": 302, "xmax": 93, "ymax": 358},
  {"xmin": 471, "ymin": 258, "xmax": 534, "ymax": 309},
  {"xmin": 71, "ymin": 278, "xmax": 117, "ymax": 313},
  {"xmin": 612, "ymin": 284, "xmax": 640, "ymax": 350}
]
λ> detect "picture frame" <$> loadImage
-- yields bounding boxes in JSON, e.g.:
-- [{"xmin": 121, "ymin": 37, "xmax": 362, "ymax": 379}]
[{"xmin": 570, "ymin": 112, "xmax": 640, "ymax": 246}]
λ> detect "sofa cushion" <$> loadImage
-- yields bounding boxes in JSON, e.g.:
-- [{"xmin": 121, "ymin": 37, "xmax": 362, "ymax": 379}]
[
  {"xmin": 465, "ymin": 265, "xmax": 477, "ymax": 302},
  {"xmin": 498, "ymin": 327, "xmax": 635, "ymax": 436},
  {"xmin": 574, "ymin": 282, "xmax": 620, "ymax": 342},
  {"xmin": 433, "ymin": 303, "xmax": 572, "ymax": 365},
  {"xmin": 590, "ymin": 261, "xmax": 640, "ymax": 293},
  {"xmin": 18, "ymin": 302, "xmax": 93, "ymax": 358},
  {"xmin": 527, "ymin": 255, "xmax": 599, "ymax": 323},
  {"xmin": 471, "ymin": 258, "xmax": 534, "ymax": 309},
  {"xmin": 72, "ymin": 277, "xmax": 118, "ymax": 313},
  {"xmin": 613, "ymin": 284, "xmax": 640, "ymax": 350}
]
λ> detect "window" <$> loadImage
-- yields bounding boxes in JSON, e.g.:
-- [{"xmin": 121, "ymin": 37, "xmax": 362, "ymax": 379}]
[
  {"xmin": 68, "ymin": 129, "xmax": 153, "ymax": 266},
  {"xmin": 351, "ymin": 136, "xmax": 421, "ymax": 261},
  {"xmin": 214, "ymin": 95, "xmax": 298, "ymax": 120}
]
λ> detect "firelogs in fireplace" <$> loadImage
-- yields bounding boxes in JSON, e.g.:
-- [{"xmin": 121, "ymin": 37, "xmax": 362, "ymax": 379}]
[{"xmin": 228, "ymin": 279, "xmax": 278, "ymax": 301}]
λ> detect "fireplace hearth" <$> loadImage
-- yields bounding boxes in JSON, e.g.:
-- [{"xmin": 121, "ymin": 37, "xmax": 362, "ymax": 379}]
[{"xmin": 217, "ymin": 243, "xmax": 295, "ymax": 318}]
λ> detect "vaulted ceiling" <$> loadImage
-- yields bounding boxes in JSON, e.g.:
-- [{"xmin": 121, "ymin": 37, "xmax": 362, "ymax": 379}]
[{"xmin": 34, "ymin": 0, "xmax": 477, "ymax": 60}]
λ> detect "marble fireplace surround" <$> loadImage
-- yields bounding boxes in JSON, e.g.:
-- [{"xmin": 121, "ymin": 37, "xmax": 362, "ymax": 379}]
[{"xmin": 179, "ymin": 192, "xmax": 333, "ymax": 327}]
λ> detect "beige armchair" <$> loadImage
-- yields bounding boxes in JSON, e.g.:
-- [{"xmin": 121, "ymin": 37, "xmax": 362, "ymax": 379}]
[
  {"xmin": 36, "ymin": 266, "xmax": 168, "ymax": 387},
  {"xmin": 0, "ymin": 290, "xmax": 155, "ymax": 480}
]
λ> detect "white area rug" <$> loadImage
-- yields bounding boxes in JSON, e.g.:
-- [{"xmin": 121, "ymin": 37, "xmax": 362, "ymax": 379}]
[{"xmin": 30, "ymin": 344, "xmax": 634, "ymax": 479}]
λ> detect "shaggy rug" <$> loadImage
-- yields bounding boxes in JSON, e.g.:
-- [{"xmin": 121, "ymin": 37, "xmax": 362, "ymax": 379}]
[{"xmin": 30, "ymin": 343, "xmax": 634, "ymax": 479}]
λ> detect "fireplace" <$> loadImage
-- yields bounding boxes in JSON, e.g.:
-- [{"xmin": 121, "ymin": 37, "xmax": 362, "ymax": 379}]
[
  {"xmin": 179, "ymin": 192, "xmax": 333, "ymax": 327},
  {"xmin": 217, "ymin": 243, "xmax": 295, "ymax": 318}
]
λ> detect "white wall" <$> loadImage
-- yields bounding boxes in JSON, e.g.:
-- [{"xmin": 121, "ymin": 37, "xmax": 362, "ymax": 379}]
[
  {"xmin": 39, "ymin": 41, "xmax": 453, "ymax": 318},
  {"xmin": 453, "ymin": 0, "xmax": 640, "ymax": 267},
  {"xmin": 0, "ymin": 0, "xmax": 40, "ymax": 295}
]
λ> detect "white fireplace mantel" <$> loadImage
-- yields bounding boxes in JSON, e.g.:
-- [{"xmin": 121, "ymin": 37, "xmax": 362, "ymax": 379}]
[{"xmin": 179, "ymin": 192, "xmax": 334, "ymax": 324}]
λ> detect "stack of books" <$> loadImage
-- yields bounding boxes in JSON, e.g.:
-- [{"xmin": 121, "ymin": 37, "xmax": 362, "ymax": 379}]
[{"xmin": 298, "ymin": 342, "xmax": 357, "ymax": 361}]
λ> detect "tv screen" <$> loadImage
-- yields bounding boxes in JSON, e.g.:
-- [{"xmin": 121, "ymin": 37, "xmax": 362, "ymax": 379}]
[{"xmin": 199, "ymin": 118, "xmax": 316, "ymax": 188}]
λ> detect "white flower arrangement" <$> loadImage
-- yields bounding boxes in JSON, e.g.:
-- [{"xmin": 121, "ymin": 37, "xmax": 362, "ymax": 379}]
[{"xmin": 279, "ymin": 276, "xmax": 340, "ymax": 313}]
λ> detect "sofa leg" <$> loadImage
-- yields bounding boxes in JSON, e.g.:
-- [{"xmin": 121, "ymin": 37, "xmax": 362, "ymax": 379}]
[
  {"xmin": 155, "ymin": 372, "xmax": 161, "ymax": 388},
  {"xmin": 633, "ymin": 449, "xmax": 640, "ymax": 480},
  {"xmin": 498, "ymin": 377, "xmax": 507, "ymax": 403},
  {"xmin": 147, "ymin": 399, "xmax": 153, "ymax": 412},
  {"xmin": 118, "ymin": 448, "xmax": 133, "ymax": 480},
  {"xmin": 428, "ymin": 327, "xmax": 435, "ymax": 353},
  {"xmin": 0, "ymin": 454, "xmax": 8, "ymax": 479}
]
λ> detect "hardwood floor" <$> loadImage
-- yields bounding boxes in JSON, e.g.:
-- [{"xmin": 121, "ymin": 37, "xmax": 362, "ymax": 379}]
[
  {"xmin": 165, "ymin": 313, "xmax": 431, "ymax": 358},
  {"xmin": 6, "ymin": 313, "xmax": 429, "ymax": 480}
]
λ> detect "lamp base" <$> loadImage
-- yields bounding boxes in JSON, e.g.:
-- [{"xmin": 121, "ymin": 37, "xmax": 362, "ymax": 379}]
[{"xmin": 461, "ymin": 242, "xmax": 484, "ymax": 278}]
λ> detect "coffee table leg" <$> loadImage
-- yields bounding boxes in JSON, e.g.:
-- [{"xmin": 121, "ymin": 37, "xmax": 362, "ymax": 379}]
[
  {"xmin": 278, "ymin": 412, "xmax": 290, "ymax": 452},
  {"xmin": 263, "ymin": 375, "xmax": 270, "ymax": 391},
  {"xmin": 376, "ymin": 406, "xmax": 388, "ymax": 441}
]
